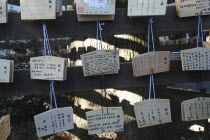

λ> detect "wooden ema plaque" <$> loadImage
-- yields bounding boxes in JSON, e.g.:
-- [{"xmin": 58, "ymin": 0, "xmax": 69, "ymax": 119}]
[
  {"xmin": 20, "ymin": 0, "xmax": 57, "ymax": 20},
  {"xmin": 34, "ymin": 107, "xmax": 74, "ymax": 137},
  {"xmin": 30, "ymin": 56, "xmax": 68, "ymax": 81},
  {"xmin": 80, "ymin": 50, "xmax": 120, "ymax": 76},
  {"xmin": 181, "ymin": 48, "xmax": 210, "ymax": 71},
  {"xmin": 76, "ymin": 0, "xmax": 116, "ymax": 15},
  {"xmin": 181, "ymin": 97, "xmax": 210, "ymax": 121},
  {"xmin": 134, "ymin": 99, "xmax": 172, "ymax": 128},
  {"xmin": 132, "ymin": 51, "xmax": 170, "ymax": 77},
  {"xmin": 176, "ymin": 0, "xmax": 210, "ymax": 17},
  {"xmin": 76, "ymin": 0, "xmax": 116, "ymax": 21},
  {"xmin": 205, "ymin": 36, "xmax": 210, "ymax": 48},
  {"xmin": 128, "ymin": 0, "xmax": 167, "ymax": 16},
  {"xmin": 0, "ymin": 59, "xmax": 14, "ymax": 83},
  {"xmin": 0, "ymin": 0, "xmax": 7, "ymax": 23},
  {"xmin": 86, "ymin": 107, "xmax": 124, "ymax": 135},
  {"xmin": 0, "ymin": 115, "xmax": 11, "ymax": 140}
]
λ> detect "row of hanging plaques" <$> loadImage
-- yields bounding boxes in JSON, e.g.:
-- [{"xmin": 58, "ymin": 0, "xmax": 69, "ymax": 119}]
[
  {"xmin": 1, "ymin": 46, "xmax": 210, "ymax": 83},
  {"xmin": 0, "ymin": 11, "xmax": 210, "ymax": 140},
  {"xmin": 1, "ymin": 42, "xmax": 210, "ymax": 82},
  {"xmin": 1, "ymin": 97, "xmax": 210, "ymax": 139},
  {"xmin": 0, "ymin": 0, "xmax": 209, "ymax": 23}
]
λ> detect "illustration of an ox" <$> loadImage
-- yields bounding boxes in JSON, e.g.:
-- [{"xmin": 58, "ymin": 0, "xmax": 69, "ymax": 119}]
[{"xmin": 82, "ymin": 0, "xmax": 109, "ymax": 13}]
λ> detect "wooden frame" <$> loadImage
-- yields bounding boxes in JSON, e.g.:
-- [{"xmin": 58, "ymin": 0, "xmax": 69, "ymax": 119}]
[
  {"xmin": 0, "ymin": 7, "xmax": 210, "ymax": 40},
  {"xmin": 0, "ymin": 7, "xmax": 209, "ymax": 97}
]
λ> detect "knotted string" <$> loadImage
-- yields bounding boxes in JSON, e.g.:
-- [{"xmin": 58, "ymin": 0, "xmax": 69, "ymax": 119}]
[
  {"xmin": 96, "ymin": 21, "xmax": 105, "ymax": 50},
  {"xmin": 147, "ymin": 18, "xmax": 156, "ymax": 105},
  {"xmin": 43, "ymin": 24, "xmax": 52, "ymax": 56},
  {"xmin": 50, "ymin": 80, "xmax": 58, "ymax": 109},
  {"xmin": 148, "ymin": 18, "xmax": 155, "ymax": 53},
  {"xmin": 43, "ymin": 23, "xmax": 57, "ymax": 109},
  {"xmin": 96, "ymin": 21, "xmax": 99, "ymax": 50},
  {"xmin": 196, "ymin": 16, "xmax": 204, "ymax": 48},
  {"xmin": 96, "ymin": 21, "xmax": 107, "ymax": 114}
]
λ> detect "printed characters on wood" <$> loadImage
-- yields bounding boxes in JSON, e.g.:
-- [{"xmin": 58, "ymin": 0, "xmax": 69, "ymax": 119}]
[
  {"xmin": 20, "ymin": 0, "xmax": 57, "ymax": 20},
  {"xmin": 0, "ymin": 115, "xmax": 11, "ymax": 140},
  {"xmin": 86, "ymin": 107, "xmax": 124, "ymax": 135},
  {"xmin": 0, "ymin": 59, "xmax": 14, "ymax": 83},
  {"xmin": 181, "ymin": 48, "xmax": 210, "ymax": 71},
  {"xmin": 132, "ymin": 51, "xmax": 170, "ymax": 77},
  {"xmin": 181, "ymin": 97, "xmax": 210, "ymax": 121},
  {"xmin": 80, "ymin": 50, "xmax": 120, "ymax": 76},
  {"xmin": 0, "ymin": 0, "xmax": 7, "ymax": 23},
  {"xmin": 176, "ymin": 0, "xmax": 210, "ymax": 17},
  {"xmin": 134, "ymin": 99, "xmax": 172, "ymax": 128},
  {"xmin": 128, "ymin": 0, "xmax": 167, "ymax": 16},
  {"xmin": 34, "ymin": 107, "xmax": 74, "ymax": 137},
  {"xmin": 30, "ymin": 56, "xmax": 68, "ymax": 81}
]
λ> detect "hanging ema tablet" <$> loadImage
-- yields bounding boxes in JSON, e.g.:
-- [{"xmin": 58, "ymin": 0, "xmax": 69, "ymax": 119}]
[
  {"xmin": 128, "ymin": 0, "xmax": 167, "ymax": 16},
  {"xmin": 0, "ymin": 0, "xmax": 7, "ymax": 23},
  {"xmin": 34, "ymin": 107, "xmax": 74, "ymax": 137},
  {"xmin": 86, "ymin": 107, "xmax": 124, "ymax": 135},
  {"xmin": 181, "ymin": 48, "xmax": 210, "ymax": 71},
  {"xmin": 20, "ymin": 0, "xmax": 59, "ymax": 20},
  {"xmin": 134, "ymin": 99, "xmax": 172, "ymax": 128},
  {"xmin": 0, "ymin": 59, "xmax": 14, "ymax": 83},
  {"xmin": 0, "ymin": 115, "xmax": 11, "ymax": 140},
  {"xmin": 132, "ymin": 51, "xmax": 170, "ymax": 77},
  {"xmin": 30, "ymin": 56, "xmax": 68, "ymax": 81},
  {"xmin": 181, "ymin": 97, "xmax": 210, "ymax": 121},
  {"xmin": 176, "ymin": 0, "xmax": 210, "ymax": 17},
  {"xmin": 80, "ymin": 50, "xmax": 120, "ymax": 76},
  {"xmin": 76, "ymin": 0, "xmax": 116, "ymax": 21}
]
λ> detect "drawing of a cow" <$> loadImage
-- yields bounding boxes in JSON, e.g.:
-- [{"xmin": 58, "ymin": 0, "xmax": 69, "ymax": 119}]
[{"xmin": 82, "ymin": 0, "xmax": 109, "ymax": 13}]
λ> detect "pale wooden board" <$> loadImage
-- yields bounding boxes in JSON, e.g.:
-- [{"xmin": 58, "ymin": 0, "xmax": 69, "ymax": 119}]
[
  {"xmin": 86, "ymin": 107, "xmax": 124, "ymax": 135},
  {"xmin": 128, "ymin": 0, "xmax": 167, "ymax": 16},
  {"xmin": 181, "ymin": 103, "xmax": 185, "ymax": 121},
  {"xmin": 134, "ymin": 99, "xmax": 170, "ymax": 107},
  {"xmin": 134, "ymin": 99, "xmax": 172, "ymax": 128},
  {"xmin": 176, "ymin": 0, "xmax": 210, "ymax": 17},
  {"xmin": 20, "ymin": 0, "xmax": 57, "ymax": 20},
  {"xmin": 77, "ymin": 15, "xmax": 114, "ymax": 22},
  {"xmin": 34, "ymin": 107, "xmax": 74, "ymax": 137},
  {"xmin": 87, "ymin": 107, "xmax": 123, "ymax": 113},
  {"xmin": 80, "ymin": 50, "xmax": 120, "ymax": 76},
  {"xmin": 132, "ymin": 51, "xmax": 170, "ymax": 77},
  {"xmin": 76, "ymin": 0, "xmax": 116, "ymax": 15},
  {"xmin": 181, "ymin": 47, "xmax": 210, "ymax": 71},
  {"xmin": 0, "ymin": 0, "xmax": 7, "ymax": 23},
  {"xmin": 0, "ymin": 115, "xmax": 11, "ymax": 140},
  {"xmin": 0, "ymin": 59, "xmax": 14, "ymax": 83},
  {"xmin": 181, "ymin": 97, "xmax": 210, "ymax": 121},
  {"xmin": 205, "ymin": 36, "xmax": 210, "ymax": 48},
  {"xmin": 30, "ymin": 56, "xmax": 67, "ymax": 81}
]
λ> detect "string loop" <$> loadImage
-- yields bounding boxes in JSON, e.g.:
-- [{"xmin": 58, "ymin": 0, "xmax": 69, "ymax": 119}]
[
  {"xmin": 96, "ymin": 21, "xmax": 105, "ymax": 50},
  {"xmin": 43, "ymin": 23, "xmax": 57, "ymax": 109},
  {"xmin": 196, "ymin": 16, "xmax": 204, "ymax": 48},
  {"xmin": 147, "ymin": 18, "xmax": 156, "ymax": 105}
]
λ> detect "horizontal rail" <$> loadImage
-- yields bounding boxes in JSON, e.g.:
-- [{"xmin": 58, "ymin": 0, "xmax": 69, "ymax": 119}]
[
  {"xmin": 0, "ymin": 61, "xmax": 209, "ymax": 97},
  {"xmin": 0, "ymin": 7, "xmax": 210, "ymax": 40}
]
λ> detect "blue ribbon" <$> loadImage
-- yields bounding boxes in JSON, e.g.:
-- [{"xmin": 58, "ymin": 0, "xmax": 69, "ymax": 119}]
[
  {"xmin": 96, "ymin": 21, "xmax": 105, "ymax": 50},
  {"xmin": 43, "ymin": 24, "xmax": 57, "ymax": 109},
  {"xmin": 196, "ymin": 16, "xmax": 204, "ymax": 48},
  {"xmin": 147, "ymin": 18, "xmax": 156, "ymax": 104}
]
